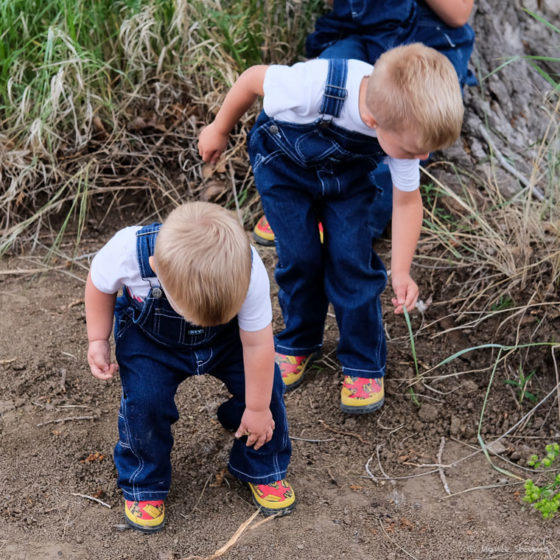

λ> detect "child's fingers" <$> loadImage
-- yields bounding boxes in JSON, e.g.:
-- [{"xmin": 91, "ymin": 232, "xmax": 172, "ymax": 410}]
[
  {"xmin": 234, "ymin": 422, "xmax": 249, "ymax": 440},
  {"xmin": 92, "ymin": 362, "xmax": 117, "ymax": 380}
]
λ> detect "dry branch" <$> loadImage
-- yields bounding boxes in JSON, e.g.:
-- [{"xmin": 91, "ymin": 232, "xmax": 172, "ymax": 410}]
[{"xmin": 180, "ymin": 509, "xmax": 279, "ymax": 560}]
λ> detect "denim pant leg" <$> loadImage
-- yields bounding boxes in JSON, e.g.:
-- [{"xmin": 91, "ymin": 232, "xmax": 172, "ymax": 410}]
[
  {"xmin": 114, "ymin": 323, "xmax": 189, "ymax": 501},
  {"xmin": 253, "ymin": 159, "xmax": 328, "ymax": 355},
  {"xmin": 306, "ymin": 0, "xmax": 415, "ymax": 58},
  {"xmin": 321, "ymin": 189, "xmax": 388, "ymax": 378},
  {"xmin": 317, "ymin": 35, "xmax": 368, "ymax": 60},
  {"xmin": 407, "ymin": 4, "xmax": 476, "ymax": 89},
  {"xmin": 210, "ymin": 332, "xmax": 291, "ymax": 484}
]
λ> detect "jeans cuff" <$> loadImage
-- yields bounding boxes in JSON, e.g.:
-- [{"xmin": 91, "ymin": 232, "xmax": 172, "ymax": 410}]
[
  {"xmin": 274, "ymin": 342, "xmax": 322, "ymax": 356},
  {"xmin": 341, "ymin": 365, "xmax": 385, "ymax": 378},
  {"xmin": 228, "ymin": 464, "xmax": 288, "ymax": 485},
  {"xmin": 121, "ymin": 489, "xmax": 169, "ymax": 501}
]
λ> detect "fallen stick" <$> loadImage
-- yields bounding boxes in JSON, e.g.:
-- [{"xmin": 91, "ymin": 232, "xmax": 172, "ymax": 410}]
[
  {"xmin": 378, "ymin": 519, "xmax": 419, "ymax": 559},
  {"xmin": 180, "ymin": 509, "xmax": 279, "ymax": 560},
  {"xmin": 37, "ymin": 415, "xmax": 96, "ymax": 427},
  {"xmin": 290, "ymin": 436, "xmax": 335, "ymax": 443},
  {"xmin": 319, "ymin": 419, "xmax": 369, "ymax": 444},
  {"xmin": 0, "ymin": 265, "xmax": 68, "ymax": 276},
  {"xmin": 72, "ymin": 493, "xmax": 112, "ymax": 509},
  {"xmin": 437, "ymin": 437, "xmax": 451, "ymax": 495}
]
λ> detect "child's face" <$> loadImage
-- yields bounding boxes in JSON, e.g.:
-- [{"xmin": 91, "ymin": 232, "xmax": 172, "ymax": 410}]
[{"xmin": 374, "ymin": 125, "xmax": 430, "ymax": 161}]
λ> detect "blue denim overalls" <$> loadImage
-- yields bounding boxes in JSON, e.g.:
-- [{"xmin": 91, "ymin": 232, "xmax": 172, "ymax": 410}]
[
  {"xmin": 248, "ymin": 59, "xmax": 388, "ymax": 379},
  {"xmin": 112, "ymin": 224, "xmax": 291, "ymax": 501},
  {"xmin": 305, "ymin": 0, "xmax": 476, "ymax": 235}
]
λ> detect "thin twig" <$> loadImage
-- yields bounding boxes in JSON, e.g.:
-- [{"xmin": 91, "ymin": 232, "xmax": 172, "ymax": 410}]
[
  {"xmin": 437, "ymin": 437, "xmax": 451, "ymax": 495},
  {"xmin": 190, "ymin": 474, "xmax": 213, "ymax": 513},
  {"xmin": 290, "ymin": 436, "xmax": 335, "ymax": 443},
  {"xmin": 0, "ymin": 265, "xmax": 69, "ymax": 276},
  {"xmin": 442, "ymin": 481, "xmax": 524, "ymax": 499},
  {"xmin": 378, "ymin": 519, "xmax": 419, "ymax": 560},
  {"xmin": 319, "ymin": 419, "xmax": 369, "ymax": 444},
  {"xmin": 37, "ymin": 415, "xmax": 96, "ymax": 427},
  {"xmin": 552, "ymin": 346, "xmax": 560, "ymax": 423},
  {"xmin": 181, "ymin": 509, "xmax": 279, "ymax": 560},
  {"xmin": 365, "ymin": 454, "xmax": 378, "ymax": 483},
  {"xmin": 71, "ymin": 493, "xmax": 112, "ymax": 509},
  {"xmin": 375, "ymin": 445, "xmax": 440, "ymax": 481}
]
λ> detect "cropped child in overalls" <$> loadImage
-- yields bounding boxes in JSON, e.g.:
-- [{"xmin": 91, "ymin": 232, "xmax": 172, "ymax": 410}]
[
  {"xmin": 85, "ymin": 202, "xmax": 295, "ymax": 532},
  {"xmin": 199, "ymin": 44, "xmax": 464, "ymax": 414},
  {"xmin": 254, "ymin": 0, "xmax": 476, "ymax": 243}
]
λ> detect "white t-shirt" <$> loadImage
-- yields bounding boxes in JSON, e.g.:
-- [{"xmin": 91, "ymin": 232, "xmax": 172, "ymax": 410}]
[
  {"xmin": 263, "ymin": 59, "xmax": 420, "ymax": 192},
  {"xmin": 90, "ymin": 226, "xmax": 272, "ymax": 332}
]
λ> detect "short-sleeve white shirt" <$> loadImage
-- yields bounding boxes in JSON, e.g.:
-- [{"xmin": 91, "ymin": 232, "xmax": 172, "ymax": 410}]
[
  {"xmin": 262, "ymin": 59, "xmax": 420, "ymax": 192},
  {"xmin": 90, "ymin": 226, "xmax": 272, "ymax": 332}
]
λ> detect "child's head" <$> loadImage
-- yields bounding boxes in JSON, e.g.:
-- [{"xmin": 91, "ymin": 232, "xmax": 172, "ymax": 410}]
[
  {"xmin": 153, "ymin": 202, "xmax": 251, "ymax": 326},
  {"xmin": 365, "ymin": 43, "xmax": 464, "ymax": 157}
]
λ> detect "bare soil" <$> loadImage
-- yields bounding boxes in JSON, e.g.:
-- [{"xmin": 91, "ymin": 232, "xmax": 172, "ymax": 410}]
[{"xmin": 1, "ymin": 232, "xmax": 559, "ymax": 560}]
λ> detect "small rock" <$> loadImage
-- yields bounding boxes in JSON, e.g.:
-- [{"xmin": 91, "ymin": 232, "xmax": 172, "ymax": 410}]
[
  {"xmin": 462, "ymin": 380, "xmax": 479, "ymax": 393},
  {"xmin": 450, "ymin": 415, "xmax": 462, "ymax": 436},
  {"xmin": 418, "ymin": 404, "xmax": 439, "ymax": 423},
  {"xmin": 487, "ymin": 440, "xmax": 507, "ymax": 455}
]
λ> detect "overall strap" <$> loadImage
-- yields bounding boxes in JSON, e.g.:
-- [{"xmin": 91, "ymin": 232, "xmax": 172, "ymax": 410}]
[
  {"xmin": 135, "ymin": 223, "xmax": 161, "ymax": 279},
  {"xmin": 319, "ymin": 59, "xmax": 348, "ymax": 119}
]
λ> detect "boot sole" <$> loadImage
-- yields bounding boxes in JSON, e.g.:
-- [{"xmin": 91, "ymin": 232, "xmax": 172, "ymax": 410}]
[{"xmin": 340, "ymin": 398, "xmax": 384, "ymax": 415}]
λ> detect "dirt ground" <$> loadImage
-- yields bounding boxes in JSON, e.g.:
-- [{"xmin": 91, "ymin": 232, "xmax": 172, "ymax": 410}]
[{"xmin": 1, "ymin": 232, "xmax": 559, "ymax": 560}]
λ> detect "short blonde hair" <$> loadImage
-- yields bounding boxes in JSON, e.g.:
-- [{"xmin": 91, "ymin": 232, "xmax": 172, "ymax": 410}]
[
  {"xmin": 366, "ymin": 43, "xmax": 464, "ymax": 152},
  {"xmin": 154, "ymin": 202, "xmax": 251, "ymax": 326}
]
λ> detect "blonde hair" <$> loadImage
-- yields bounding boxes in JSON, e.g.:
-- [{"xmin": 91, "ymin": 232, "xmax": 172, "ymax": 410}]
[
  {"xmin": 366, "ymin": 43, "xmax": 464, "ymax": 152},
  {"xmin": 154, "ymin": 202, "xmax": 251, "ymax": 326}
]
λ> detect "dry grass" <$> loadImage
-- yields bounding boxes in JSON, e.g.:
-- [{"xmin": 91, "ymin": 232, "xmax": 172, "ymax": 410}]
[
  {"xmin": 0, "ymin": 0, "xmax": 323, "ymax": 256},
  {"xmin": 1, "ymin": 1, "xmax": 559, "ymax": 358}
]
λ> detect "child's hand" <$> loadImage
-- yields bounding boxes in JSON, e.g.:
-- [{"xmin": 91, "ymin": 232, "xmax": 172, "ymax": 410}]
[
  {"xmin": 391, "ymin": 272, "xmax": 419, "ymax": 314},
  {"xmin": 235, "ymin": 408, "xmax": 275, "ymax": 451},
  {"xmin": 198, "ymin": 123, "xmax": 229, "ymax": 163},
  {"xmin": 87, "ymin": 339, "xmax": 118, "ymax": 380}
]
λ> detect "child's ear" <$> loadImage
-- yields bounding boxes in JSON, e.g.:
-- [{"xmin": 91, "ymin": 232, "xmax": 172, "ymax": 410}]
[
  {"xmin": 148, "ymin": 255, "xmax": 156, "ymax": 273},
  {"xmin": 362, "ymin": 110, "xmax": 377, "ymax": 130}
]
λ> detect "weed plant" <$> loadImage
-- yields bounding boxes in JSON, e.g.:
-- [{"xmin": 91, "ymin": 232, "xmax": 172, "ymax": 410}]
[{"xmin": 524, "ymin": 442, "xmax": 560, "ymax": 519}]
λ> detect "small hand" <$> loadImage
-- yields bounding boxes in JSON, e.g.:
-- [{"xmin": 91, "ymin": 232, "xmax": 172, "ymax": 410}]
[
  {"xmin": 87, "ymin": 339, "xmax": 118, "ymax": 380},
  {"xmin": 391, "ymin": 272, "xmax": 419, "ymax": 315},
  {"xmin": 198, "ymin": 123, "xmax": 229, "ymax": 163},
  {"xmin": 235, "ymin": 408, "xmax": 275, "ymax": 451}
]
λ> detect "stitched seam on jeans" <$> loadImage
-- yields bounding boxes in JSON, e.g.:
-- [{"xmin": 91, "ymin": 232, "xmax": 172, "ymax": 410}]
[{"xmin": 120, "ymin": 397, "xmax": 145, "ymax": 500}]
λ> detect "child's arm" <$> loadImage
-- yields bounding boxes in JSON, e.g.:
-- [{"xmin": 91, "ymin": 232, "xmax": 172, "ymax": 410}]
[
  {"xmin": 85, "ymin": 271, "xmax": 118, "ymax": 380},
  {"xmin": 236, "ymin": 324, "xmax": 276, "ymax": 451},
  {"xmin": 390, "ymin": 186, "xmax": 422, "ymax": 314},
  {"xmin": 198, "ymin": 65, "xmax": 269, "ymax": 163},
  {"xmin": 423, "ymin": 0, "xmax": 474, "ymax": 28}
]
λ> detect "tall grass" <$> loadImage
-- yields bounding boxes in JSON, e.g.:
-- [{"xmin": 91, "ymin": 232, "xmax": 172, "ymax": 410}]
[
  {"xmin": 0, "ymin": 0, "xmax": 323, "ymax": 256},
  {"xmin": 418, "ymin": 6, "xmax": 560, "ymax": 319}
]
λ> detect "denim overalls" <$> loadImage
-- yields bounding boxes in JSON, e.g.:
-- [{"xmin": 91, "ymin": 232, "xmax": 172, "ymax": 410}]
[
  {"xmin": 112, "ymin": 224, "xmax": 291, "ymax": 501},
  {"xmin": 248, "ymin": 59, "xmax": 388, "ymax": 379},
  {"xmin": 305, "ymin": 0, "xmax": 476, "ymax": 235},
  {"xmin": 307, "ymin": 0, "xmax": 475, "ymax": 89}
]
